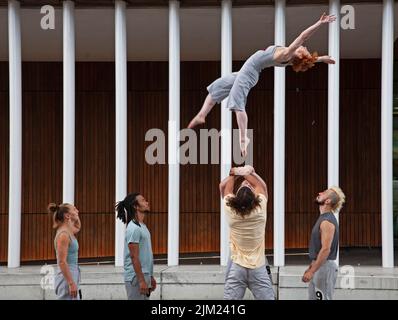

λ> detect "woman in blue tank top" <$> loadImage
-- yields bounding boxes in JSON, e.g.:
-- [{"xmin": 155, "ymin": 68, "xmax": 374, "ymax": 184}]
[
  {"xmin": 188, "ymin": 13, "xmax": 337, "ymax": 157},
  {"xmin": 48, "ymin": 203, "xmax": 81, "ymax": 300}
]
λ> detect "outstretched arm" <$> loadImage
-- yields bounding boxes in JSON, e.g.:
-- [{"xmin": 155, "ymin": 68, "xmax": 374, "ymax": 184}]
[
  {"xmin": 276, "ymin": 13, "xmax": 336, "ymax": 62},
  {"xmin": 316, "ymin": 55, "xmax": 335, "ymax": 64}
]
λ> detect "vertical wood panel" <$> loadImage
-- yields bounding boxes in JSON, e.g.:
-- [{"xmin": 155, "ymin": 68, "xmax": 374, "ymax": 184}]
[
  {"xmin": 285, "ymin": 74, "xmax": 328, "ymax": 249},
  {"xmin": 75, "ymin": 62, "xmax": 115, "ymax": 259},
  {"xmin": 0, "ymin": 59, "xmax": 383, "ymax": 263},
  {"xmin": 0, "ymin": 61, "xmax": 9, "ymax": 262},
  {"xmin": 180, "ymin": 61, "xmax": 222, "ymax": 253},
  {"xmin": 242, "ymin": 56, "xmax": 275, "ymax": 248},
  {"xmin": 127, "ymin": 62, "xmax": 169, "ymax": 255},
  {"xmin": 20, "ymin": 63, "xmax": 63, "ymax": 262},
  {"xmin": 340, "ymin": 60, "xmax": 381, "ymax": 247}
]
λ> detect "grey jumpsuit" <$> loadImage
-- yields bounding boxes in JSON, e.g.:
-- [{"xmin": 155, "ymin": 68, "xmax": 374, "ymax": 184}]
[{"xmin": 207, "ymin": 45, "xmax": 289, "ymax": 112}]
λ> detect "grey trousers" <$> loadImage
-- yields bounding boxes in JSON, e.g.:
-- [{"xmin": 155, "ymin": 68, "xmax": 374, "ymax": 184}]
[
  {"xmin": 54, "ymin": 264, "xmax": 81, "ymax": 300},
  {"xmin": 224, "ymin": 260, "xmax": 275, "ymax": 300},
  {"xmin": 308, "ymin": 260, "xmax": 338, "ymax": 300},
  {"xmin": 125, "ymin": 274, "xmax": 152, "ymax": 300},
  {"xmin": 207, "ymin": 72, "xmax": 238, "ymax": 104},
  {"xmin": 207, "ymin": 68, "xmax": 259, "ymax": 113}
]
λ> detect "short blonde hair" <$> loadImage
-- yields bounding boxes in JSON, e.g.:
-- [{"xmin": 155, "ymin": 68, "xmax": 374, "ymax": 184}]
[{"xmin": 328, "ymin": 186, "xmax": 346, "ymax": 213}]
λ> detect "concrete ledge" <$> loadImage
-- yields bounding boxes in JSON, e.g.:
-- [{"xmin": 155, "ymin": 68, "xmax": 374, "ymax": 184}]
[
  {"xmin": 0, "ymin": 285, "xmax": 44, "ymax": 300},
  {"xmin": 159, "ymin": 265, "xmax": 277, "ymax": 299},
  {"xmin": 161, "ymin": 265, "xmax": 278, "ymax": 285},
  {"xmin": 0, "ymin": 265, "xmax": 397, "ymax": 300},
  {"xmin": 279, "ymin": 288, "xmax": 398, "ymax": 300},
  {"xmin": 279, "ymin": 266, "xmax": 398, "ymax": 290}
]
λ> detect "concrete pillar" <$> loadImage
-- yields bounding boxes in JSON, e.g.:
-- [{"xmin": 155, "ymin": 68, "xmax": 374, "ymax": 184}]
[
  {"xmin": 7, "ymin": 0, "xmax": 22, "ymax": 268},
  {"xmin": 273, "ymin": 0, "xmax": 286, "ymax": 267},
  {"xmin": 115, "ymin": 0, "xmax": 128, "ymax": 267},
  {"xmin": 381, "ymin": 0, "xmax": 395, "ymax": 268},
  {"xmin": 168, "ymin": 0, "xmax": 181, "ymax": 266}
]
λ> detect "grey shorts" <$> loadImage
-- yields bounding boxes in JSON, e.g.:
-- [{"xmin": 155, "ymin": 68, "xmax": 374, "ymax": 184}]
[
  {"xmin": 125, "ymin": 274, "xmax": 152, "ymax": 300},
  {"xmin": 224, "ymin": 261, "xmax": 275, "ymax": 300},
  {"xmin": 308, "ymin": 260, "xmax": 338, "ymax": 300}
]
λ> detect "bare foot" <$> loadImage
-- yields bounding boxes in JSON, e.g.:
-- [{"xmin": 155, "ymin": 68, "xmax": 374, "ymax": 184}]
[
  {"xmin": 188, "ymin": 115, "xmax": 205, "ymax": 129},
  {"xmin": 240, "ymin": 136, "xmax": 250, "ymax": 158}
]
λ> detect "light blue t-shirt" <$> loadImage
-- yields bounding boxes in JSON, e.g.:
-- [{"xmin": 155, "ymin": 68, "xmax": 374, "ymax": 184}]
[{"xmin": 124, "ymin": 221, "xmax": 154, "ymax": 282}]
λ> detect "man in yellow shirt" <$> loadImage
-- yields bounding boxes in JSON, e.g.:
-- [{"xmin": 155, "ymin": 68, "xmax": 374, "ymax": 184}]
[{"xmin": 219, "ymin": 165, "xmax": 275, "ymax": 300}]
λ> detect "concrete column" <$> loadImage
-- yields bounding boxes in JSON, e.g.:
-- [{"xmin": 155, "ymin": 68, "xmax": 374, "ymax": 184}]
[
  {"xmin": 381, "ymin": 0, "xmax": 395, "ymax": 268},
  {"xmin": 62, "ymin": 0, "xmax": 75, "ymax": 204},
  {"xmin": 220, "ymin": 0, "xmax": 233, "ymax": 267},
  {"xmin": 7, "ymin": 0, "xmax": 22, "ymax": 268},
  {"xmin": 168, "ymin": 0, "xmax": 180, "ymax": 266},
  {"xmin": 328, "ymin": 0, "xmax": 341, "ymax": 265},
  {"xmin": 273, "ymin": 0, "xmax": 286, "ymax": 267},
  {"xmin": 115, "ymin": 0, "xmax": 128, "ymax": 267}
]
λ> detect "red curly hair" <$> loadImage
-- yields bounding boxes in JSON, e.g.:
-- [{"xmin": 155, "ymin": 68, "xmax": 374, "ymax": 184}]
[{"xmin": 291, "ymin": 47, "xmax": 318, "ymax": 72}]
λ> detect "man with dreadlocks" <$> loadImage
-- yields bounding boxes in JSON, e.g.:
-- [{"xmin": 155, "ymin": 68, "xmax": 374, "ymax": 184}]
[
  {"xmin": 116, "ymin": 193, "xmax": 156, "ymax": 300},
  {"xmin": 302, "ymin": 186, "xmax": 346, "ymax": 300},
  {"xmin": 219, "ymin": 165, "xmax": 275, "ymax": 300}
]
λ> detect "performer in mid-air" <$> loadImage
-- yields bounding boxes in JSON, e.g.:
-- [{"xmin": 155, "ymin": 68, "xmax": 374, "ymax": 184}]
[{"xmin": 188, "ymin": 13, "xmax": 336, "ymax": 156}]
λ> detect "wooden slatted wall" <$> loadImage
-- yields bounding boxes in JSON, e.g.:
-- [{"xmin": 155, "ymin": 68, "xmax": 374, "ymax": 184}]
[
  {"xmin": 0, "ymin": 63, "xmax": 8, "ymax": 262},
  {"xmin": 340, "ymin": 60, "xmax": 381, "ymax": 247},
  {"xmin": 20, "ymin": 62, "xmax": 63, "ymax": 261},
  {"xmin": 74, "ymin": 62, "xmax": 116, "ymax": 259},
  {"xmin": 0, "ymin": 59, "xmax": 382, "ymax": 263}
]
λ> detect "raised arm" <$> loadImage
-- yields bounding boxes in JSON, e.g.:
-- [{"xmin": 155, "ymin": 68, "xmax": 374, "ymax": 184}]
[
  {"xmin": 219, "ymin": 175, "xmax": 235, "ymax": 199},
  {"xmin": 244, "ymin": 172, "xmax": 268, "ymax": 199},
  {"xmin": 71, "ymin": 216, "xmax": 81, "ymax": 235},
  {"xmin": 276, "ymin": 13, "xmax": 336, "ymax": 62},
  {"xmin": 232, "ymin": 165, "xmax": 268, "ymax": 199}
]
